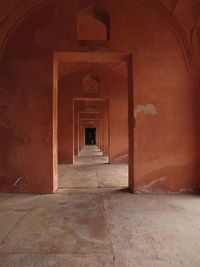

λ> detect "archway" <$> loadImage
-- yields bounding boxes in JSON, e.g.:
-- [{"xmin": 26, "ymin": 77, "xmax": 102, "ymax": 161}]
[{"xmin": 53, "ymin": 52, "xmax": 134, "ymax": 192}]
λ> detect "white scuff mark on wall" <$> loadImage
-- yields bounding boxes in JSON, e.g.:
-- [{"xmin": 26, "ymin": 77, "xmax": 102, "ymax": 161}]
[
  {"xmin": 13, "ymin": 177, "xmax": 22, "ymax": 187},
  {"xmin": 134, "ymin": 104, "xmax": 158, "ymax": 117},
  {"xmin": 136, "ymin": 177, "xmax": 167, "ymax": 193},
  {"xmin": 115, "ymin": 154, "xmax": 128, "ymax": 163},
  {"xmin": 179, "ymin": 188, "xmax": 193, "ymax": 193}
]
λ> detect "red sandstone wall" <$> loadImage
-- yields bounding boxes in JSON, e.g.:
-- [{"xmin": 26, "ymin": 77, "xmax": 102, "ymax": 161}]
[
  {"xmin": 0, "ymin": 0, "xmax": 199, "ymax": 193},
  {"xmin": 58, "ymin": 93, "xmax": 73, "ymax": 164}
]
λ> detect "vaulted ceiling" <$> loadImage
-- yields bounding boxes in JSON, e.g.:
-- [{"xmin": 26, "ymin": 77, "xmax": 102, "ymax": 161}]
[
  {"xmin": 1, "ymin": 0, "xmax": 200, "ymax": 73},
  {"xmin": 1, "ymin": 0, "xmax": 200, "ymax": 26}
]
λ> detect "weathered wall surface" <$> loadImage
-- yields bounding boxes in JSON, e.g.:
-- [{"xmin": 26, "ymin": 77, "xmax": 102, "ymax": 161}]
[{"xmin": 0, "ymin": 0, "xmax": 200, "ymax": 193}]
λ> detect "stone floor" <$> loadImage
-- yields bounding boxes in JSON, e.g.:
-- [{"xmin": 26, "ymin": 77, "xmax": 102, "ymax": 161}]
[
  {"xmin": 58, "ymin": 146, "xmax": 128, "ymax": 188},
  {"xmin": 1, "ymin": 191, "xmax": 200, "ymax": 266},
  {"xmin": 0, "ymin": 147, "xmax": 200, "ymax": 266}
]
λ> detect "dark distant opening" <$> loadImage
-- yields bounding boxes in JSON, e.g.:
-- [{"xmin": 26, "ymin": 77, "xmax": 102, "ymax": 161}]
[{"xmin": 85, "ymin": 128, "xmax": 96, "ymax": 145}]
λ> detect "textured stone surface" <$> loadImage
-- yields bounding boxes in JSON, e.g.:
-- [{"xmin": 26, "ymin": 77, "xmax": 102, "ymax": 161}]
[
  {"xmin": 0, "ymin": 254, "xmax": 115, "ymax": 267},
  {"xmin": 104, "ymin": 194, "xmax": 200, "ymax": 267},
  {"xmin": 59, "ymin": 164, "xmax": 98, "ymax": 188},
  {"xmin": 0, "ymin": 192, "xmax": 200, "ymax": 266},
  {"xmin": 59, "ymin": 146, "xmax": 128, "ymax": 188},
  {"xmin": 0, "ymin": 193, "xmax": 111, "ymax": 254},
  {"xmin": 96, "ymin": 164, "xmax": 128, "ymax": 188},
  {"xmin": 0, "ymin": 210, "xmax": 27, "ymax": 242}
]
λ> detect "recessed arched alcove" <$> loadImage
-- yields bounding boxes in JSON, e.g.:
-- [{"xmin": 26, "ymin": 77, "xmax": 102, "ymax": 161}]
[
  {"xmin": 77, "ymin": 6, "xmax": 110, "ymax": 41},
  {"xmin": 82, "ymin": 73, "xmax": 100, "ymax": 95}
]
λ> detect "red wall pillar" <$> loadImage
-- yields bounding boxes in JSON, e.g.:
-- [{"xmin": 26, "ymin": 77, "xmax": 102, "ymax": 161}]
[
  {"xmin": 74, "ymin": 107, "xmax": 79, "ymax": 156},
  {"xmin": 58, "ymin": 93, "xmax": 74, "ymax": 164}
]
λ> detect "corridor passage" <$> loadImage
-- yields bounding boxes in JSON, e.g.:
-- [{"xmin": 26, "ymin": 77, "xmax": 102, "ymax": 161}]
[{"xmin": 58, "ymin": 145, "xmax": 128, "ymax": 189}]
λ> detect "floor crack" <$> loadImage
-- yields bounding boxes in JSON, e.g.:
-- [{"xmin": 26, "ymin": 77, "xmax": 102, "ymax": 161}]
[
  {"xmin": 102, "ymin": 199, "xmax": 116, "ymax": 266},
  {"xmin": 0, "ymin": 195, "xmax": 41, "ymax": 245},
  {"xmin": 96, "ymin": 171, "xmax": 100, "ymax": 188}
]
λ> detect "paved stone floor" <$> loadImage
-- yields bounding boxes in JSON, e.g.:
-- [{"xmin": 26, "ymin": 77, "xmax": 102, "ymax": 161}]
[
  {"xmin": 0, "ymin": 147, "xmax": 200, "ymax": 266},
  {"xmin": 0, "ymin": 191, "xmax": 200, "ymax": 266},
  {"xmin": 58, "ymin": 146, "xmax": 128, "ymax": 188}
]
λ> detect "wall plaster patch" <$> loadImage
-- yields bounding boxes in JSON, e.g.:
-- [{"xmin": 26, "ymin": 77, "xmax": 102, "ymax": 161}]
[{"xmin": 134, "ymin": 104, "xmax": 158, "ymax": 116}]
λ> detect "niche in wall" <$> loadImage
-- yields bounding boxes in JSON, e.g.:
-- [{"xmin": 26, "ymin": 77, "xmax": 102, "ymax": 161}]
[
  {"xmin": 77, "ymin": 6, "xmax": 110, "ymax": 41},
  {"xmin": 82, "ymin": 73, "xmax": 100, "ymax": 95}
]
